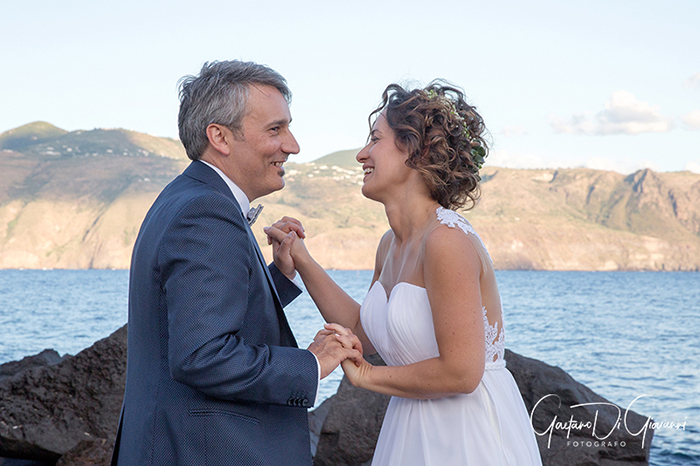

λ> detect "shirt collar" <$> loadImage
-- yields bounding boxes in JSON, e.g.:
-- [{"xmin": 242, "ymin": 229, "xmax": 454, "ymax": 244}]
[{"xmin": 200, "ymin": 160, "xmax": 251, "ymax": 217}]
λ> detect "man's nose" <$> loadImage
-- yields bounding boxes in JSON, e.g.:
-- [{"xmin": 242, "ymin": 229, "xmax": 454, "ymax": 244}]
[{"xmin": 282, "ymin": 130, "xmax": 300, "ymax": 155}]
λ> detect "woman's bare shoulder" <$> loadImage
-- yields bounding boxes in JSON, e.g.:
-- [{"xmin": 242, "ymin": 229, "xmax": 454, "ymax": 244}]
[{"xmin": 423, "ymin": 224, "xmax": 481, "ymax": 276}]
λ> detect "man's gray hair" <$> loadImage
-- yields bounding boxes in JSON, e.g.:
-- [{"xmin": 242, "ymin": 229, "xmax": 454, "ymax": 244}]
[{"xmin": 177, "ymin": 60, "xmax": 292, "ymax": 161}]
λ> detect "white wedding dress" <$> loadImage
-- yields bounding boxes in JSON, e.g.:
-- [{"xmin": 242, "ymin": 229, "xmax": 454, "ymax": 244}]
[{"xmin": 360, "ymin": 208, "xmax": 542, "ymax": 466}]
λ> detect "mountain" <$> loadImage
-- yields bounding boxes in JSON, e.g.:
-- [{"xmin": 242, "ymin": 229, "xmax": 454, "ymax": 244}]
[
  {"xmin": 466, "ymin": 167, "xmax": 700, "ymax": 271},
  {"xmin": 0, "ymin": 123, "xmax": 188, "ymax": 269},
  {"xmin": 0, "ymin": 122, "xmax": 67, "ymax": 151},
  {"xmin": 310, "ymin": 149, "xmax": 361, "ymax": 168},
  {"xmin": 1, "ymin": 123, "xmax": 188, "ymax": 161},
  {"xmin": 1, "ymin": 122, "xmax": 699, "ymax": 271}
]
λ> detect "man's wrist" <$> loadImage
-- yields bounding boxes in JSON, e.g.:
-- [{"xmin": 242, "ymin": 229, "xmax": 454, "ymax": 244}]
[
  {"xmin": 311, "ymin": 351, "xmax": 321, "ymax": 405},
  {"xmin": 282, "ymin": 267, "xmax": 297, "ymax": 281},
  {"xmin": 290, "ymin": 271, "xmax": 303, "ymax": 289}
]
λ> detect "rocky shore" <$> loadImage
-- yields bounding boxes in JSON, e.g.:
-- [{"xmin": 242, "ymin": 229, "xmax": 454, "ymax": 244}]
[{"xmin": 0, "ymin": 327, "xmax": 652, "ymax": 465}]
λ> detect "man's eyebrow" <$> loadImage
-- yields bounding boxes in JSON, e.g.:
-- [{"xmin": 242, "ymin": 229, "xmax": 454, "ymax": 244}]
[{"xmin": 268, "ymin": 118, "xmax": 290, "ymax": 128}]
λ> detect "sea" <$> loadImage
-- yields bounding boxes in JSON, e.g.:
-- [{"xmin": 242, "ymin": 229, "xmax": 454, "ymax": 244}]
[{"xmin": 0, "ymin": 269, "xmax": 697, "ymax": 465}]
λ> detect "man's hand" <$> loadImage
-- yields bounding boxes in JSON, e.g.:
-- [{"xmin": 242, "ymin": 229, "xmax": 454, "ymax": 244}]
[
  {"xmin": 264, "ymin": 216, "xmax": 307, "ymax": 280},
  {"xmin": 323, "ymin": 323, "xmax": 371, "ymax": 388},
  {"xmin": 307, "ymin": 325, "xmax": 363, "ymax": 379}
]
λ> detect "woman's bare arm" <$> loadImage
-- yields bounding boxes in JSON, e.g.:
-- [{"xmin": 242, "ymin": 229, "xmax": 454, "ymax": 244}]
[
  {"xmin": 266, "ymin": 222, "xmax": 393, "ymax": 355},
  {"xmin": 337, "ymin": 225, "xmax": 486, "ymax": 398}
]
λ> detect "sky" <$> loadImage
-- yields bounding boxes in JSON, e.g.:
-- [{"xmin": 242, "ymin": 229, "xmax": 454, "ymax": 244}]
[{"xmin": 1, "ymin": 0, "xmax": 699, "ymax": 174}]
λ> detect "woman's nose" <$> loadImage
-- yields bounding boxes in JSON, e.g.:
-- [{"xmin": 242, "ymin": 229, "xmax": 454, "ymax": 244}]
[{"xmin": 356, "ymin": 145, "xmax": 369, "ymax": 164}]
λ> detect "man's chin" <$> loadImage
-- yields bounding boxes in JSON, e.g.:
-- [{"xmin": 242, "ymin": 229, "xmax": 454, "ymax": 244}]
[{"xmin": 269, "ymin": 176, "xmax": 285, "ymax": 194}]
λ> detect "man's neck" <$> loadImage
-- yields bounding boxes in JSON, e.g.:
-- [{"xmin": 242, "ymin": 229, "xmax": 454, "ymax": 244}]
[{"xmin": 199, "ymin": 159, "xmax": 251, "ymax": 216}]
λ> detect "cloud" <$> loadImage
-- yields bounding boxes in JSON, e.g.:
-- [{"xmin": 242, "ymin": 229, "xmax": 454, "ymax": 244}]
[
  {"xmin": 489, "ymin": 149, "xmax": 579, "ymax": 171},
  {"xmin": 685, "ymin": 161, "xmax": 700, "ymax": 174},
  {"xmin": 500, "ymin": 125, "xmax": 528, "ymax": 137},
  {"xmin": 684, "ymin": 72, "xmax": 700, "ymax": 89},
  {"xmin": 488, "ymin": 149, "xmax": 559, "ymax": 170},
  {"xmin": 583, "ymin": 156, "xmax": 659, "ymax": 174},
  {"xmin": 682, "ymin": 109, "xmax": 700, "ymax": 130},
  {"xmin": 550, "ymin": 91, "xmax": 672, "ymax": 136}
]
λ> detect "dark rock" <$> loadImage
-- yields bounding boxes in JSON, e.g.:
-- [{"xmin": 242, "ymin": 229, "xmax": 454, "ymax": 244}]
[
  {"xmin": 0, "ymin": 350, "xmax": 68, "ymax": 382},
  {"xmin": 55, "ymin": 439, "xmax": 112, "ymax": 466},
  {"xmin": 313, "ymin": 350, "xmax": 653, "ymax": 466},
  {"xmin": 0, "ymin": 326, "xmax": 126, "ymax": 463},
  {"xmin": 505, "ymin": 349, "xmax": 652, "ymax": 465},
  {"xmin": 313, "ymin": 353, "xmax": 390, "ymax": 466}
]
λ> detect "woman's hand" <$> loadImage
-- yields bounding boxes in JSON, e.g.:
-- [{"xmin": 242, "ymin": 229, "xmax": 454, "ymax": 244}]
[
  {"xmin": 324, "ymin": 323, "xmax": 372, "ymax": 388},
  {"xmin": 265, "ymin": 216, "xmax": 306, "ymax": 242},
  {"xmin": 264, "ymin": 216, "xmax": 309, "ymax": 279}
]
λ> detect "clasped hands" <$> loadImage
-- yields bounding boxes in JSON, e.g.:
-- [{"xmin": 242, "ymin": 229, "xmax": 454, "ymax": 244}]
[{"xmin": 264, "ymin": 217, "xmax": 368, "ymax": 384}]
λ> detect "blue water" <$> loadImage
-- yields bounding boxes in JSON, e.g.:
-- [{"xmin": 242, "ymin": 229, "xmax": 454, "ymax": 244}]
[{"xmin": 0, "ymin": 269, "xmax": 697, "ymax": 465}]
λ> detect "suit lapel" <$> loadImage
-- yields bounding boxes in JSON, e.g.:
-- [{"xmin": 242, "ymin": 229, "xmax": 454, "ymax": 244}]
[
  {"xmin": 245, "ymin": 224, "xmax": 283, "ymax": 307},
  {"xmin": 184, "ymin": 161, "xmax": 297, "ymax": 347},
  {"xmin": 246, "ymin": 226, "xmax": 297, "ymax": 348}
]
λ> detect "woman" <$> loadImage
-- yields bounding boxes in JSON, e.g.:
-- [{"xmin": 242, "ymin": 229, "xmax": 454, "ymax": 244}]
[{"xmin": 266, "ymin": 82, "xmax": 542, "ymax": 465}]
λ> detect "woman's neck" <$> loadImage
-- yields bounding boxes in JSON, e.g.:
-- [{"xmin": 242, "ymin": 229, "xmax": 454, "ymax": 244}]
[{"xmin": 383, "ymin": 194, "xmax": 441, "ymax": 244}]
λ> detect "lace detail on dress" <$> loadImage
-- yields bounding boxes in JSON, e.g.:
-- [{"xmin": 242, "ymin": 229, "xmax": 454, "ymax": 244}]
[
  {"xmin": 483, "ymin": 307, "xmax": 506, "ymax": 369},
  {"xmin": 437, "ymin": 207, "xmax": 504, "ymax": 369},
  {"xmin": 436, "ymin": 207, "xmax": 492, "ymax": 263}
]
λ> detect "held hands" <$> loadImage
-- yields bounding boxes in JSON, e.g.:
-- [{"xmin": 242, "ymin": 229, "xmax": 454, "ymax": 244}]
[
  {"xmin": 320, "ymin": 323, "xmax": 372, "ymax": 388},
  {"xmin": 307, "ymin": 324, "xmax": 364, "ymax": 379},
  {"xmin": 264, "ymin": 216, "xmax": 308, "ymax": 280}
]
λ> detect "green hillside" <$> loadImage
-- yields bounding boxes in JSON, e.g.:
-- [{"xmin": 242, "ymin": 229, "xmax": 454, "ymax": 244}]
[
  {"xmin": 0, "ymin": 124, "xmax": 187, "ymax": 161},
  {"xmin": 0, "ymin": 121, "xmax": 67, "ymax": 151},
  {"xmin": 311, "ymin": 149, "xmax": 361, "ymax": 168}
]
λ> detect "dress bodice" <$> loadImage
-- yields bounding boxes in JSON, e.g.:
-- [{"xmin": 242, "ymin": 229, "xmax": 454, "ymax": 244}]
[
  {"xmin": 361, "ymin": 281, "xmax": 505, "ymax": 370},
  {"xmin": 361, "ymin": 282, "xmax": 439, "ymax": 367},
  {"xmin": 361, "ymin": 207, "xmax": 506, "ymax": 370}
]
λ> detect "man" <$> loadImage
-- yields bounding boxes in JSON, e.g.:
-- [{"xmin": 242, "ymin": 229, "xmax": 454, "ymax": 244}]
[{"xmin": 112, "ymin": 60, "xmax": 361, "ymax": 465}]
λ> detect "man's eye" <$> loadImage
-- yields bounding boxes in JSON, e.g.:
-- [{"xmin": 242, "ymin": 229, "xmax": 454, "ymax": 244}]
[{"xmin": 270, "ymin": 127, "xmax": 280, "ymax": 133}]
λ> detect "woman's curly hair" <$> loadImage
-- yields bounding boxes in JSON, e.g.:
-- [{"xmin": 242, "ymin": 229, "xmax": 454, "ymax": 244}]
[{"xmin": 369, "ymin": 80, "xmax": 489, "ymax": 210}]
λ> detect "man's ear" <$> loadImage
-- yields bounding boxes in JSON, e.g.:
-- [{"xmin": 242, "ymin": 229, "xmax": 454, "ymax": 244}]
[{"xmin": 205, "ymin": 124, "xmax": 232, "ymax": 156}]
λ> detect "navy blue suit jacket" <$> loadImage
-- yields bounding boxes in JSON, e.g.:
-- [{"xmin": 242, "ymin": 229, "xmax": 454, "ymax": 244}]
[{"xmin": 112, "ymin": 161, "xmax": 318, "ymax": 465}]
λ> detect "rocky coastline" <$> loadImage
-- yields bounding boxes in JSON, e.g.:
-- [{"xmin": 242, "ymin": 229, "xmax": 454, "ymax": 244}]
[{"xmin": 0, "ymin": 327, "xmax": 652, "ymax": 465}]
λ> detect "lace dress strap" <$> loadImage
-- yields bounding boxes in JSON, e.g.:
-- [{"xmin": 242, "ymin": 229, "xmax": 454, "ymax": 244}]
[{"xmin": 435, "ymin": 207, "xmax": 492, "ymax": 263}]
